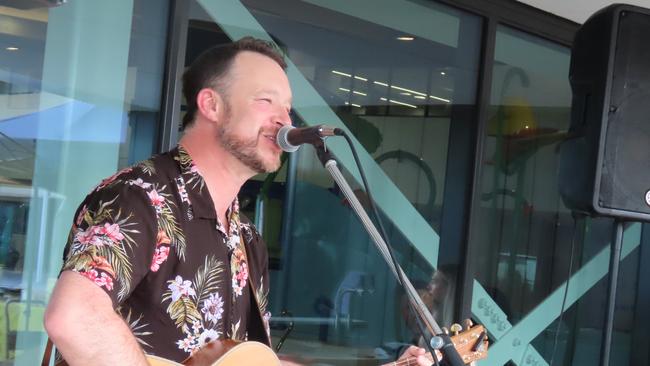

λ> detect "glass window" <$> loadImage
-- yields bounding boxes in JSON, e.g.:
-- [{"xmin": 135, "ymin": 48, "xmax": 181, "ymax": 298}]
[
  {"xmin": 0, "ymin": 0, "xmax": 169, "ymax": 363},
  {"xmin": 185, "ymin": 0, "xmax": 481, "ymax": 363},
  {"xmin": 469, "ymin": 25, "xmax": 641, "ymax": 366}
]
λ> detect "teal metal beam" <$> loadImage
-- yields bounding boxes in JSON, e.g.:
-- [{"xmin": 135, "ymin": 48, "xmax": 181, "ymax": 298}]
[{"xmin": 472, "ymin": 223, "xmax": 642, "ymax": 365}]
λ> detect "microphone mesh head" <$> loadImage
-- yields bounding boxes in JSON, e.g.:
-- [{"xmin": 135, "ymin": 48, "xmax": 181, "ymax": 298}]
[{"xmin": 276, "ymin": 125, "xmax": 300, "ymax": 152}]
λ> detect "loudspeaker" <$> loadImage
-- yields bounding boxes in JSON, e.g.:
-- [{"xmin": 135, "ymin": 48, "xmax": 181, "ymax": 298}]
[{"xmin": 559, "ymin": 4, "xmax": 650, "ymax": 221}]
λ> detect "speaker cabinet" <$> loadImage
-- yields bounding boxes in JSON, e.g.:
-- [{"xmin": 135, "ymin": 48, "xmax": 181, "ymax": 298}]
[{"xmin": 559, "ymin": 4, "xmax": 650, "ymax": 221}]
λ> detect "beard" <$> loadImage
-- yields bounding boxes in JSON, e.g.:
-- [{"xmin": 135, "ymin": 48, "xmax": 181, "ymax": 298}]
[{"xmin": 217, "ymin": 117, "xmax": 281, "ymax": 174}]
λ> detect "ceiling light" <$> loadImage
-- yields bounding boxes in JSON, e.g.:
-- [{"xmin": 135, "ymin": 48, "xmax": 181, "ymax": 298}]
[
  {"xmin": 399, "ymin": 92, "xmax": 411, "ymax": 96},
  {"xmin": 396, "ymin": 36, "xmax": 415, "ymax": 41},
  {"xmin": 332, "ymin": 70, "xmax": 352, "ymax": 77},
  {"xmin": 351, "ymin": 103, "xmax": 362, "ymax": 108},
  {"xmin": 429, "ymin": 95, "xmax": 451, "ymax": 103},
  {"xmin": 6, "ymin": 47, "xmax": 19, "ymax": 51},
  {"xmin": 380, "ymin": 97, "xmax": 388, "ymax": 101},
  {"xmin": 354, "ymin": 75, "xmax": 368, "ymax": 82},
  {"xmin": 374, "ymin": 81, "xmax": 389, "ymax": 87},
  {"xmin": 339, "ymin": 87, "xmax": 350, "ymax": 92},
  {"xmin": 391, "ymin": 85, "xmax": 426, "ymax": 97},
  {"xmin": 352, "ymin": 91, "xmax": 367, "ymax": 96},
  {"xmin": 414, "ymin": 95, "xmax": 426, "ymax": 100},
  {"xmin": 388, "ymin": 99, "xmax": 417, "ymax": 108},
  {"xmin": 440, "ymin": 71, "xmax": 446, "ymax": 76}
]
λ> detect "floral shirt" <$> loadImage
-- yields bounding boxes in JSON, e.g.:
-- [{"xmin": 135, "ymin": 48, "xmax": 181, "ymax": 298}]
[{"xmin": 59, "ymin": 146, "xmax": 271, "ymax": 363}]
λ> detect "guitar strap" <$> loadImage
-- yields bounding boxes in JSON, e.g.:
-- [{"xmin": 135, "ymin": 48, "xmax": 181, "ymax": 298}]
[
  {"xmin": 241, "ymin": 231, "xmax": 271, "ymax": 347},
  {"xmin": 41, "ymin": 338, "xmax": 54, "ymax": 366}
]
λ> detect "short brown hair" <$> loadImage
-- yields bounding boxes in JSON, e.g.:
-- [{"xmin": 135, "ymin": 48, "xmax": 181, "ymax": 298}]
[{"xmin": 181, "ymin": 37, "xmax": 287, "ymax": 129}]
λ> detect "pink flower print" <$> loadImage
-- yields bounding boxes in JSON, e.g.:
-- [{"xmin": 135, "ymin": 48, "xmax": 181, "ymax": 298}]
[
  {"xmin": 150, "ymin": 246, "xmax": 170, "ymax": 272},
  {"xmin": 232, "ymin": 262, "xmax": 248, "ymax": 297},
  {"xmin": 95, "ymin": 272, "xmax": 114, "ymax": 291},
  {"xmin": 147, "ymin": 189, "xmax": 165, "ymax": 207},
  {"xmin": 100, "ymin": 223, "xmax": 124, "ymax": 243},
  {"xmin": 79, "ymin": 270, "xmax": 114, "ymax": 291},
  {"xmin": 190, "ymin": 164, "xmax": 199, "ymax": 174},
  {"xmin": 168, "ymin": 276, "xmax": 196, "ymax": 302},
  {"xmin": 75, "ymin": 223, "xmax": 123, "ymax": 247},
  {"xmin": 201, "ymin": 293, "xmax": 224, "ymax": 324},
  {"xmin": 129, "ymin": 178, "xmax": 152, "ymax": 189},
  {"xmin": 176, "ymin": 335, "xmax": 196, "ymax": 353},
  {"xmin": 237, "ymin": 262, "xmax": 249, "ymax": 282},
  {"xmin": 95, "ymin": 168, "xmax": 132, "ymax": 191},
  {"xmin": 74, "ymin": 226, "xmax": 104, "ymax": 247},
  {"xmin": 75, "ymin": 205, "xmax": 88, "ymax": 226},
  {"xmin": 79, "ymin": 269, "xmax": 99, "ymax": 282},
  {"xmin": 75, "ymin": 227, "xmax": 96, "ymax": 245}
]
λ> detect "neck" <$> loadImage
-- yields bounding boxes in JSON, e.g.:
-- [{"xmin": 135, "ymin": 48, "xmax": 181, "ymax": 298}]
[{"xmin": 179, "ymin": 123, "xmax": 255, "ymax": 219}]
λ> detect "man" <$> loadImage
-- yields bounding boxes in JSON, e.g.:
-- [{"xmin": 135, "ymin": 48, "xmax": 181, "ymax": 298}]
[{"xmin": 44, "ymin": 37, "xmax": 430, "ymax": 365}]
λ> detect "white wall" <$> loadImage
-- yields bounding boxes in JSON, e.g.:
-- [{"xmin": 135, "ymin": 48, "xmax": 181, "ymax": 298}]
[{"xmin": 517, "ymin": 0, "xmax": 650, "ymax": 24}]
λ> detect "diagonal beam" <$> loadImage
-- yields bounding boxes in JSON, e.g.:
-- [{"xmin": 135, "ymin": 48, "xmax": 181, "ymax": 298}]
[
  {"xmin": 197, "ymin": 0, "xmax": 440, "ymax": 267},
  {"xmin": 472, "ymin": 223, "xmax": 642, "ymax": 365}
]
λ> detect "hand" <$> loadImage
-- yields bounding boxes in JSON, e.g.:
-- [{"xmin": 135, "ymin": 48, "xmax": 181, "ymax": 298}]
[{"xmin": 397, "ymin": 346, "xmax": 432, "ymax": 366}]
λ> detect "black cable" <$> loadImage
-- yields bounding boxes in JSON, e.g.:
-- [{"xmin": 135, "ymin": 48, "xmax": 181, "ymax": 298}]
[
  {"xmin": 549, "ymin": 213, "xmax": 581, "ymax": 365},
  {"xmin": 337, "ymin": 130, "xmax": 441, "ymax": 366}
]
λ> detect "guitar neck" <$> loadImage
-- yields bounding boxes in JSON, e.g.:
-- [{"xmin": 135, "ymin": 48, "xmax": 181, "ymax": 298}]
[
  {"xmin": 381, "ymin": 350, "xmax": 441, "ymax": 366},
  {"xmin": 381, "ymin": 325, "xmax": 488, "ymax": 366}
]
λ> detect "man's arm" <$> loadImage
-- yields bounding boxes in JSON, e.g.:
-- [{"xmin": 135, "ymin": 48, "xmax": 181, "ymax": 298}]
[{"xmin": 43, "ymin": 271, "xmax": 149, "ymax": 366}]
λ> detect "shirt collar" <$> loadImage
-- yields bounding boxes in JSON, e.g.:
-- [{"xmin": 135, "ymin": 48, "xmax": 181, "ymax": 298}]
[{"xmin": 173, "ymin": 145, "xmax": 241, "ymax": 224}]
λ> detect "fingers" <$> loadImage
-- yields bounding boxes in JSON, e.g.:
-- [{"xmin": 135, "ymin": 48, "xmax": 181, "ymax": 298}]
[
  {"xmin": 404, "ymin": 345, "xmax": 426, "ymax": 357},
  {"xmin": 416, "ymin": 355, "xmax": 432, "ymax": 366}
]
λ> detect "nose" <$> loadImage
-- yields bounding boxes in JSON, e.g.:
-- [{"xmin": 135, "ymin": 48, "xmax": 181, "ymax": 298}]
[{"xmin": 275, "ymin": 106, "xmax": 292, "ymax": 127}]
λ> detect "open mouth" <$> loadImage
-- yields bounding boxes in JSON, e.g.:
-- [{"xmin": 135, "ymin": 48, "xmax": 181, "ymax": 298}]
[
  {"xmin": 262, "ymin": 133, "xmax": 281, "ymax": 150},
  {"xmin": 262, "ymin": 134, "xmax": 277, "ymax": 144}
]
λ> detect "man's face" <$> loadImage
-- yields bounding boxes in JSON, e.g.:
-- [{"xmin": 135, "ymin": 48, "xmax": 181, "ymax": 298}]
[{"xmin": 216, "ymin": 51, "xmax": 292, "ymax": 174}]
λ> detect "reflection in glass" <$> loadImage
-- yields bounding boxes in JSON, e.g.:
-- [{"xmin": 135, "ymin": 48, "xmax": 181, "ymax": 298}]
[
  {"xmin": 471, "ymin": 25, "xmax": 641, "ymax": 365},
  {"xmin": 0, "ymin": 0, "xmax": 169, "ymax": 363}
]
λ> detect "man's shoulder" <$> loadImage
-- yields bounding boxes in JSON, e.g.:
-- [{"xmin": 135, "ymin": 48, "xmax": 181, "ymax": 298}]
[{"xmin": 87, "ymin": 150, "xmax": 179, "ymax": 198}]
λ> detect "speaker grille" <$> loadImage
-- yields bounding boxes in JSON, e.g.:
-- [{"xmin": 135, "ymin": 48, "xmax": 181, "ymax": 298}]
[{"xmin": 599, "ymin": 11, "xmax": 650, "ymax": 215}]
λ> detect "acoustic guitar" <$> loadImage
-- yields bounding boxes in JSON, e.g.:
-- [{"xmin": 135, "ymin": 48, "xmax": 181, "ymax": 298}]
[
  {"xmin": 145, "ymin": 340, "xmax": 279, "ymax": 365},
  {"xmin": 144, "ymin": 324, "xmax": 488, "ymax": 366}
]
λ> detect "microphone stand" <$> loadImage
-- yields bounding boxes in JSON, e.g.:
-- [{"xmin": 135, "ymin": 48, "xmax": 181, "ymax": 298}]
[{"xmin": 313, "ymin": 143, "xmax": 465, "ymax": 366}]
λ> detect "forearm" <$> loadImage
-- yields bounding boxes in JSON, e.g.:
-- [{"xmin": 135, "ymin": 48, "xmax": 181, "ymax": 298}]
[
  {"xmin": 49, "ymin": 311, "xmax": 148, "ymax": 366},
  {"xmin": 44, "ymin": 272, "xmax": 149, "ymax": 366}
]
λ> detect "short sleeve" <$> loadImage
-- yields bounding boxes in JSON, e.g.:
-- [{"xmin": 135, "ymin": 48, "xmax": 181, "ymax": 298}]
[{"xmin": 61, "ymin": 181, "xmax": 157, "ymax": 307}]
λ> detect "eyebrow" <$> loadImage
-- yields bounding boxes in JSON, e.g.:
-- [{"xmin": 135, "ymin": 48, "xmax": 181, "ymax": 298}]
[
  {"xmin": 255, "ymin": 89, "xmax": 279, "ymax": 96},
  {"xmin": 256, "ymin": 89, "xmax": 292, "ymax": 107}
]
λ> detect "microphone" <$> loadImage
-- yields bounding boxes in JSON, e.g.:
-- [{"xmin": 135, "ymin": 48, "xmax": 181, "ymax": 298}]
[{"xmin": 276, "ymin": 125, "xmax": 342, "ymax": 152}]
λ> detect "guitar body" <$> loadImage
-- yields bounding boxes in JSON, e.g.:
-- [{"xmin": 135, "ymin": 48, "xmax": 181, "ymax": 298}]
[{"xmin": 146, "ymin": 341, "xmax": 280, "ymax": 366}]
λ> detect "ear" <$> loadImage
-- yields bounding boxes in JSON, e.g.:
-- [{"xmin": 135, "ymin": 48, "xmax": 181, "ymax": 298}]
[{"xmin": 196, "ymin": 88, "xmax": 225, "ymax": 124}]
